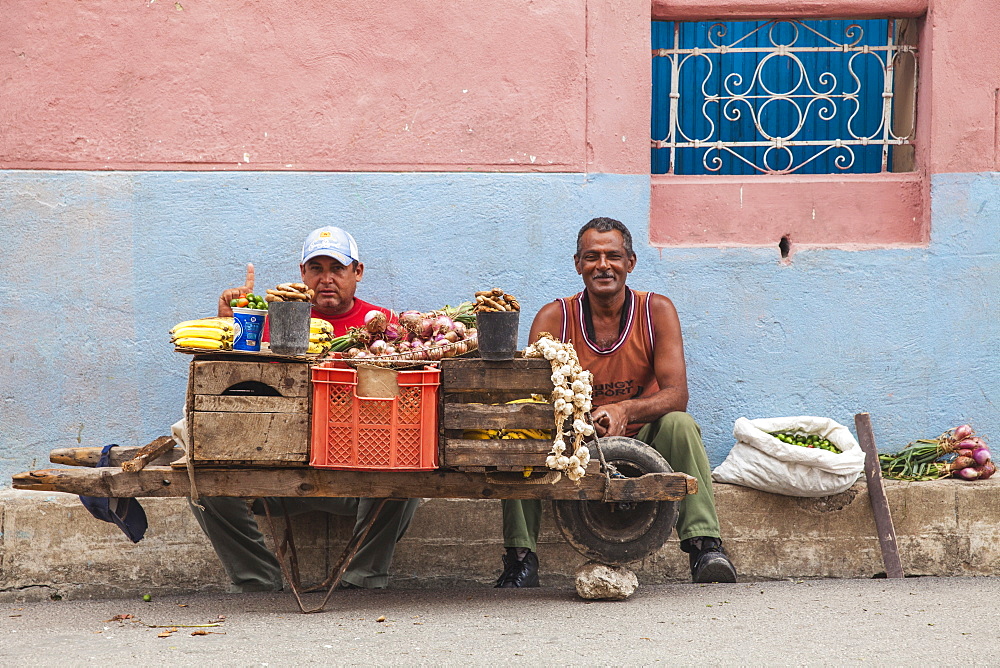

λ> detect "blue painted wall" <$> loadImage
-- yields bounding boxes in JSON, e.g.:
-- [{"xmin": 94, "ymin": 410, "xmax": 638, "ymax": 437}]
[{"xmin": 2, "ymin": 170, "xmax": 998, "ymax": 484}]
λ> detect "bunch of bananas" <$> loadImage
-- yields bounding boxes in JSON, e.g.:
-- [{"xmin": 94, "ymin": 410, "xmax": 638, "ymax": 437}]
[
  {"xmin": 462, "ymin": 428, "xmax": 552, "ymax": 441},
  {"xmin": 462, "ymin": 397, "xmax": 552, "ymax": 441},
  {"xmin": 170, "ymin": 318, "xmax": 235, "ymax": 350},
  {"xmin": 308, "ymin": 318, "xmax": 335, "ymax": 355},
  {"xmin": 464, "ymin": 399, "xmax": 551, "ymax": 478}
]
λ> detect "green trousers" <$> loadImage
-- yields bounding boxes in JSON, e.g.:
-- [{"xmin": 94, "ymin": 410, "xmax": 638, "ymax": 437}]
[
  {"xmin": 502, "ymin": 411, "xmax": 721, "ymax": 551},
  {"xmin": 190, "ymin": 496, "xmax": 419, "ymax": 591}
]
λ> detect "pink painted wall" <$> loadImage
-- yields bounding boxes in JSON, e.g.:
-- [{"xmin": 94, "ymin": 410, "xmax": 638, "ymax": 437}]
[
  {"xmin": 4, "ymin": 0, "xmax": 998, "ymax": 245},
  {"xmin": 0, "ymin": 0, "xmax": 647, "ymax": 174},
  {"xmin": 651, "ymin": 174, "xmax": 924, "ymax": 246},
  {"xmin": 649, "ymin": 0, "xmax": 1000, "ymax": 245}
]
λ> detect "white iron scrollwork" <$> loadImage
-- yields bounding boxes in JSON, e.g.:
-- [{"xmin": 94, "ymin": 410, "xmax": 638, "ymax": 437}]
[{"xmin": 652, "ymin": 19, "xmax": 918, "ymax": 175}]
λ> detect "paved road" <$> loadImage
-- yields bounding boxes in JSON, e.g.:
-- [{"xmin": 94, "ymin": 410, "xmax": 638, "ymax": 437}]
[{"xmin": 2, "ymin": 577, "xmax": 996, "ymax": 666}]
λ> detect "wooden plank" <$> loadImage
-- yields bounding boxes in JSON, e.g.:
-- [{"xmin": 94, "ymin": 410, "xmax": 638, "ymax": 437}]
[
  {"xmin": 11, "ymin": 466, "xmax": 695, "ymax": 502},
  {"xmin": 121, "ymin": 436, "xmax": 177, "ymax": 472},
  {"xmin": 176, "ymin": 348, "xmax": 318, "ymax": 362},
  {"xmin": 184, "ymin": 459, "xmax": 310, "ymax": 468},
  {"xmin": 441, "ymin": 359, "xmax": 553, "ymax": 394},
  {"xmin": 854, "ymin": 412, "xmax": 905, "ymax": 579},
  {"xmin": 191, "ymin": 412, "xmax": 310, "ymax": 463},
  {"xmin": 444, "ymin": 390, "xmax": 551, "ymax": 405},
  {"xmin": 50, "ymin": 445, "xmax": 185, "ymax": 468},
  {"xmin": 442, "ymin": 438, "xmax": 552, "ymax": 467},
  {"xmin": 191, "ymin": 359, "xmax": 311, "ymax": 397},
  {"xmin": 441, "ymin": 357, "xmax": 550, "ymax": 371},
  {"xmin": 442, "ymin": 402, "xmax": 555, "ymax": 430},
  {"xmin": 445, "ymin": 453, "xmax": 549, "ymax": 466},
  {"xmin": 442, "ymin": 438, "xmax": 554, "ymax": 453},
  {"xmin": 193, "ymin": 395, "xmax": 310, "ymax": 414}
]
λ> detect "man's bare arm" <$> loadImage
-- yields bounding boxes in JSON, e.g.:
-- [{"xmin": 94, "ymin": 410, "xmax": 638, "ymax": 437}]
[
  {"xmin": 528, "ymin": 301, "xmax": 564, "ymax": 344},
  {"xmin": 591, "ymin": 294, "xmax": 689, "ymax": 436}
]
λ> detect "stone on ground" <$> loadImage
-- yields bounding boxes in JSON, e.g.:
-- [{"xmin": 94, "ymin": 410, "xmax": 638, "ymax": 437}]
[{"xmin": 574, "ymin": 561, "xmax": 638, "ymax": 600}]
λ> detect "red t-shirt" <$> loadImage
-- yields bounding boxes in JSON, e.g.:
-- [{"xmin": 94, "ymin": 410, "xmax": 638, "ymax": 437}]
[{"xmin": 263, "ymin": 298, "xmax": 394, "ymax": 341}]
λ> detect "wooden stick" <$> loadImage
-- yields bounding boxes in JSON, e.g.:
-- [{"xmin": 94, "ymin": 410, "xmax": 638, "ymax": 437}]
[
  {"xmin": 854, "ymin": 412, "xmax": 905, "ymax": 579},
  {"xmin": 121, "ymin": 436, "xmax": 177, "ymax": 472},
  {"xmin": 51, "ymin": 444, "xmax": 185, "ymax": 468},
  {"xmin": 11, "ymin": 466, "xmax": 695, "ymax": 502}
]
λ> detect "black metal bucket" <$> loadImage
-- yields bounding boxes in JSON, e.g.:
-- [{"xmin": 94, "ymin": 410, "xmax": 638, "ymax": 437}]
[
  {"xmin": 475, "ymin": 310, "xmax": 520, "ymax": 361},
  {"xmin": 267, "ymin": 301, "xmax": 312, "ymax": 355}
]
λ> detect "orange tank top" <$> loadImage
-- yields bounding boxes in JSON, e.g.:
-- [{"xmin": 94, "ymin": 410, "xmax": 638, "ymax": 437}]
[{"xmin": 557, "ymin": 289, "xmax": 659, "ymax": 437}]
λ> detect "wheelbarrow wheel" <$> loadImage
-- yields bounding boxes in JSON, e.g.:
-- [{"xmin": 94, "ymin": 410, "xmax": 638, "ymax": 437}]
[{"xmin": 552, "ymin": 436, "xmax": 678, "ymax": 565}]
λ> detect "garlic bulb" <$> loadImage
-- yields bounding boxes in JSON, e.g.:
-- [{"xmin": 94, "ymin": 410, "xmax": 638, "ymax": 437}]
[{"xmin": 524, "ymin": 333, "xmax": 597, "ymax": 479}]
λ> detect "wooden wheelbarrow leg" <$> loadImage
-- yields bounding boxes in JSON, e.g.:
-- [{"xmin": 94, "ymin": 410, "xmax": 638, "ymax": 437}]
[
  {"xmin": 261, "ymin": 498, "xmax": 390, "ymax": 614},
  {"xmin": 854, "ymin": 413, "xmax": 905, "ymax": 579}
]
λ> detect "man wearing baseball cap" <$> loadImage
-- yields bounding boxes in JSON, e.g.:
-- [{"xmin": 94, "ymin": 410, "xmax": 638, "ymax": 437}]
[
  {"xmin": 194, "ymin": 226, "xmax": 419, "ymax": 591},
  {"xmin": 218, "ymin": 226, "xmax": 392, "ymax": 337}
]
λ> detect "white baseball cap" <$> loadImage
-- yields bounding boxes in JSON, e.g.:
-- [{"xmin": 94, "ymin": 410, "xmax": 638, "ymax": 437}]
[{"xmin": 301, "ymin": 226, "xmax": 360, "ymax": 266}]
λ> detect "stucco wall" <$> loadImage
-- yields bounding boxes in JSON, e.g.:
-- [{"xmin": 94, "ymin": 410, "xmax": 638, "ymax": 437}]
[
  {"xmin": 2, "ymin": 0, "xmax": 1000, "ymax": 485},
  {"xmin": 3, "ymin": 170, "xmax": 998, "ymax": 482},
  {"xmin": 0, "ymin": 0, "xmax": 647, "ymax": 174}
]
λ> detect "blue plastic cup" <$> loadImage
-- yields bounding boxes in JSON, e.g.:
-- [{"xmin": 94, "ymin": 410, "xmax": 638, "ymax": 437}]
[{"xmin": 232, "ymin": 307, "xmax": 268, "ymax": 351}]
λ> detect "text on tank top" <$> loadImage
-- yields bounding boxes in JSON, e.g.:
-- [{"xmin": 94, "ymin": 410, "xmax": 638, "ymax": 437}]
[{"xmin": 558, "ymin": 289, "xmax": 659, "ymax": 437}]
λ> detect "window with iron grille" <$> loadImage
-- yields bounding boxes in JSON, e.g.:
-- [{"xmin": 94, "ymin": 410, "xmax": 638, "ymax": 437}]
[{"xmin": 651, "ymin": 19, "xmax": 918, "ymax": 175}]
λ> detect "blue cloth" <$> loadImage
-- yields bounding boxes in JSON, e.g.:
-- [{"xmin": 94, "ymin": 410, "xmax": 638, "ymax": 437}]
[{"xmin": 78, "ymin": 444, "xmax": 148, "ymax": 543}]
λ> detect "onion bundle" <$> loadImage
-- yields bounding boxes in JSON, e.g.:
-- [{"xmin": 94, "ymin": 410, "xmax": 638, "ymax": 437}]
[
  {"xmin": 327, "ymin": 303, "xmax": 478, "ymax": 363},
  {"xmin": 878, "ymin": 423, "xmax": 995, "ymax": 481}
]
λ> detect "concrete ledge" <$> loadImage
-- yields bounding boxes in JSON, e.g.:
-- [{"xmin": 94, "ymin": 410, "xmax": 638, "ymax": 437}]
[{"xmin": 3, "ymin": 479, "xmax": 999, "ymax": 602}]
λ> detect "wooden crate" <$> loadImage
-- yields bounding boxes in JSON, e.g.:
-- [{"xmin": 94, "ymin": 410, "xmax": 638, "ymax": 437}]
[
  {"xmin": 439, "ymin": 357, "xmax": 556, "ymax": 471},
  {"xmin": 187, "ymin": 358, "xmax": 311, "ymax": 466}
]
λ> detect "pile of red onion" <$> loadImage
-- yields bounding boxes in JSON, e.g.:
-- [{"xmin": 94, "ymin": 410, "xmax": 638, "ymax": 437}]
[
  {"xmin": 341, "ymin": 309, "xmax": 478, "ymax": 362},
  {"xmin": 879, "ymin": 423, "xmax": 995, "ymax": 481},
  {"xmin": 948, "ymin": 424, "xmax": 994, "ymax": 480}
]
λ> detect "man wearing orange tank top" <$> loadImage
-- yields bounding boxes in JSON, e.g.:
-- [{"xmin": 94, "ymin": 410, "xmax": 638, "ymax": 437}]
[{"xmin": 495, "ymin": 218, "xmax": 737, "ymax": 588}]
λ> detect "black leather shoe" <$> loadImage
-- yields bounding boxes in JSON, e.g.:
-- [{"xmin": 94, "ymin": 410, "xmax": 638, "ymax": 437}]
[
  {"xmin": 494, "ymin": 548, "xmax": 540, "ymax": 588},
  {"xmin": 683, "ymin": 537, "xmax": 737, "ymax": 583}
]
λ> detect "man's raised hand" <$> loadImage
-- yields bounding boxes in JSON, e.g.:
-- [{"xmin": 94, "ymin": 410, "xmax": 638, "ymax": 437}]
[{"xmin": 217, "ymin": 263, "xmax": 255, "ymax": 317}]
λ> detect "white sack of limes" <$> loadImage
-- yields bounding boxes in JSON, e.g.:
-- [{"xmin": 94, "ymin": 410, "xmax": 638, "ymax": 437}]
[{"xmin": 711, "ymin": 416, "xmax": 866, "ymax": 497}]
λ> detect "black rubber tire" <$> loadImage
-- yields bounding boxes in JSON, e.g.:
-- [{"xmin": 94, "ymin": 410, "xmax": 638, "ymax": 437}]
[{"xmin": 552, "ymin": 436, "xmax": 678, "ymax": 565}]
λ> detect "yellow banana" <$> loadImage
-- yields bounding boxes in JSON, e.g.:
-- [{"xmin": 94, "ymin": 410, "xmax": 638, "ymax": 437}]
[
  {"xmin": 463, "ymin": 429, "xmax": 501, "ymax": 440},
  {"xmin": 502, "ymin": 398, "xmax": 552, "ymax": 440},
  {"xmin": 170, "ymin": 318, "xmax": 234, "ymax": 334},
  {"xmin": 463, "ymin": 397, "xmax": 553, "ymax": 441},
  {"xmin": 307, "ymin": 342, "xmax": 332, "ymax": 355},
  {"xmin": 310, "ymin": 318, "xmax": 334, "ymax": 334},
  {"xmin": 310, "ymin": 333, "xmax": 332, "ymax": 344},
  {"xmin": 174, "ymin": 337, "xmax": 228, "ymax": 350},
  {"xmin": 171, "ymin": 326, "xmax": 234, "ymax": 342}
]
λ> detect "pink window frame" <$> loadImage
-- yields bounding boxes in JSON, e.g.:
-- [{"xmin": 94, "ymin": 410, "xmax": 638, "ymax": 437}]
[{"xmin": 650, "ymin": 0, "xmax": 929, "ymax": 247}]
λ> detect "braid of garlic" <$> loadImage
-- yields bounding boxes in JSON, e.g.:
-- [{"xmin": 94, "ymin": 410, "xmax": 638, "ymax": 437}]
[{"xmin": 524, "ymin": 334, "xmax": 595, "ymax": 481}]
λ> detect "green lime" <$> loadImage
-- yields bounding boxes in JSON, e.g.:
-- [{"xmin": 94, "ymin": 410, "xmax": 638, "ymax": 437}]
[{"xmin": 142, "ymin": 594, "xmax": 152, "ymax": 602}]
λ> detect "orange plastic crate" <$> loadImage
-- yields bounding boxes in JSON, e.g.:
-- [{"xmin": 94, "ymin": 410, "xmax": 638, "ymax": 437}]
[{"xmin": 310, "ymin": 361, "xmax": 440, "ymax": 471}]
